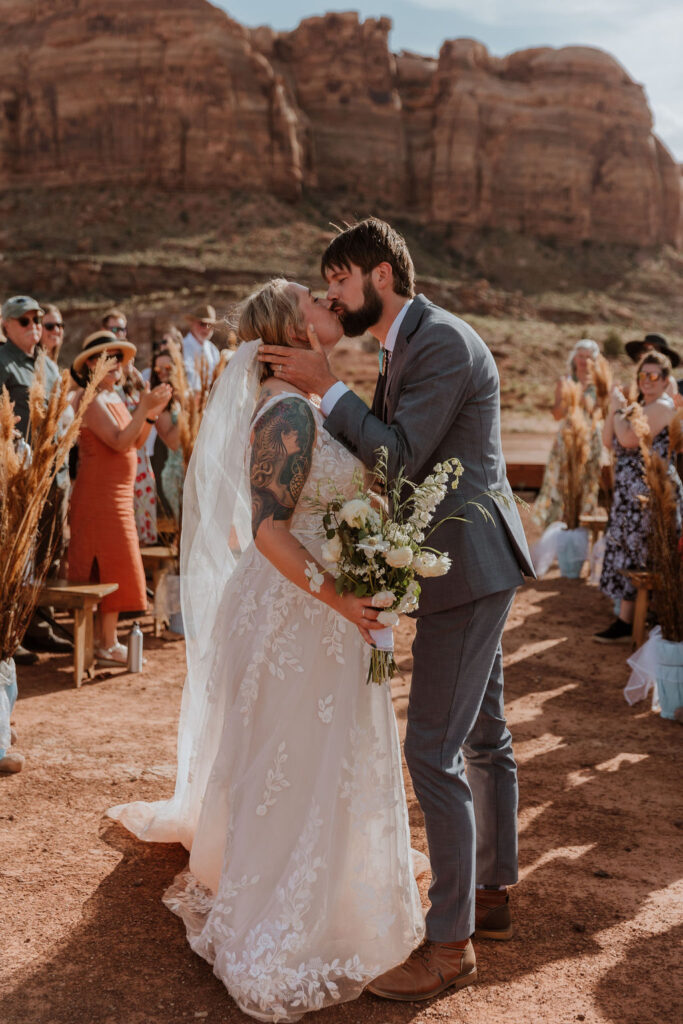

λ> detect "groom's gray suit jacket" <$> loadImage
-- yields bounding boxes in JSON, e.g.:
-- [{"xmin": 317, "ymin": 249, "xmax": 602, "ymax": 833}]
[{"xmin": 324, "ymin": 294, "xmax": 535, "ymax": 616}]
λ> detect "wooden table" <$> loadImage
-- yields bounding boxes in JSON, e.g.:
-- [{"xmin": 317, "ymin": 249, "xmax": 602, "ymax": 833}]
[
  {"xmin": 40, "ymin": 581, "xmax": 119, "ymax": 686},
  {"xmin": 140, "ymin": 545, "xmax": 178, "ymax": 636}
]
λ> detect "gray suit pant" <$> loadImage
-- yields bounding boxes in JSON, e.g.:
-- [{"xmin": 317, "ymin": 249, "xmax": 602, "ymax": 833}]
[{"xmin": 405, "ymin": 587, "xmax": 519, "ymax": 942}]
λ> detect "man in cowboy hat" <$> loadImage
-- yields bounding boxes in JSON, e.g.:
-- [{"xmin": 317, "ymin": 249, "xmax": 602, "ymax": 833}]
[
  {"xmin": 0, "ymin": 295, "xmax": 71, "ymax": 659},
  {"xmin": 182, "ymin": 303, "xmax": 220, "ymax": 392}
]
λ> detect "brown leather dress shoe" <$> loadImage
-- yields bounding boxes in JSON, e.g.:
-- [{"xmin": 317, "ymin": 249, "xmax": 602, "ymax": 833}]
[
  {"xmin": 366, "ymin": 939, "xmax": 477, "ymax": 1001},
  {"xmin": 475, "ymin": 887, "xmax": 513, "ymax": 940}
]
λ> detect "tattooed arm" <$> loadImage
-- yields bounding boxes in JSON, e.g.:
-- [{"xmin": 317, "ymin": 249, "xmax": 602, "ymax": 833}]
[{"xmin": 250, "ymin": 396, "xmax": 380, "ymax": 642}]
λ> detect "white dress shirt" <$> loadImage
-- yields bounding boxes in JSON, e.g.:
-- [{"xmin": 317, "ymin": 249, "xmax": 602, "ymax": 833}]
[
  {"xmin": 320, "ymin": 300, "xmax": 413, "ymax": 418},
  {"xmin": 182, "ymin": 330, "xmax": 220, "ymax": 392}
]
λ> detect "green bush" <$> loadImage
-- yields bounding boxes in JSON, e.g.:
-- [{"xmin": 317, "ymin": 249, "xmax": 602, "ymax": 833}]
[{"xmin": 603, "ymin": 329, "xmax": 622, "ymax": 358}]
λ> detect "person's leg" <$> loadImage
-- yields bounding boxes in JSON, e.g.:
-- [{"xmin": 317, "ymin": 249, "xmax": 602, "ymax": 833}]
[
  {"xmin": 404, "ymin": 588, "xmax": 517, "ymax": 942},
  {"xmin": 619, "ymin": 598, "xmax": 634, "ymax": 624},
  {"xmin": 99, "ymin": 611, "xmax": 119, "ymax": 650},
  {"xmin": 464, "ymin": 640, "xmax": 518, "ymax": 888}
]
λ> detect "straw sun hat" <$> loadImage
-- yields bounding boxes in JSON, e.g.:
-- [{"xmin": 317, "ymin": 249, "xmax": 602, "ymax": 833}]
[{"xmin": 72, "ymin": 330, "xmax": 137, "ymax": 373}]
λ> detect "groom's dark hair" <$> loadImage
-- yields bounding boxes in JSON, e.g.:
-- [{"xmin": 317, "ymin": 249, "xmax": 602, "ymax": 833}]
[{"xmin": 321, "ymin": 218, "xmax": 415, "ymax": 298}]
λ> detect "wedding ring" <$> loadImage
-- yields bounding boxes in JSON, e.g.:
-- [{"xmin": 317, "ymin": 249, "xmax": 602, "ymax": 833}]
[{"xmin": 361, "ymin": 608, "xmax": 365, "ymax": 618}]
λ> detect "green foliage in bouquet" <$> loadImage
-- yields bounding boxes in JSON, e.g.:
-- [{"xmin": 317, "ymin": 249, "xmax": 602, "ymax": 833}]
[{"xmin": 306, "ymin": 448, "xmax": 473, "ymax": 682}]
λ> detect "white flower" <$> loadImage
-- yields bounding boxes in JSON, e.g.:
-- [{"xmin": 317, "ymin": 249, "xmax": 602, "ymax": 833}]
[
  {"xmin": 434, "ymin": 554, "xmax": 452, "ymax": 576},
  {"xmin": 377, "ymin": 610, "xmax": 400, "ymax": 627},
  {"xmin": 371, "ymin": 590, "xmax": 396, "ymax": 608},
  {"xmin": 339, "ymin": 498, "xmax": 373, "ymax": 529},
  {"xmin": 356, "ymin": 535, "xmax": 390, "ymax": 557},
  {"xmin": 385, "ymin": 546, "xmax": 414, "ymax": 568},
  {"xmin": 413, "ymin": 552, "xmax": 452, "ymax": 577},
  {"xmin": 321, "ymin": 534, "xmax": 342, "ymax": 563},
  {"xmin": 304, "ymin": 560, "xmax": 325, "ymax": 593}
]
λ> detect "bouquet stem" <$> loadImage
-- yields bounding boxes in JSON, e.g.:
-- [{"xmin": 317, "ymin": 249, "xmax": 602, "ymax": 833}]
[{"xmin": 368, "ymin": 647, "xmax": 398, "ymax": 685}]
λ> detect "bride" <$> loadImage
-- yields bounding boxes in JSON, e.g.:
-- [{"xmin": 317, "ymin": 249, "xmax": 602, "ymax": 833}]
[{"xmin": 107, "ymin": 278, "xmax": 425, "ymax": 1022}]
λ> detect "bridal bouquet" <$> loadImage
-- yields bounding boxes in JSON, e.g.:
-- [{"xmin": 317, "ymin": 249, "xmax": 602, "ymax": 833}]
[{"xmin": 305, "ymin": 448, "xmax": 464, "ymax": 683}]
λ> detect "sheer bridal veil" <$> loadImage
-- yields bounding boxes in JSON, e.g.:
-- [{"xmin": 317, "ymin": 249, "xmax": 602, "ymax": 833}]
[{"xmin": 108, "ymin": 340, "xmax": 262, "ymax": 847}]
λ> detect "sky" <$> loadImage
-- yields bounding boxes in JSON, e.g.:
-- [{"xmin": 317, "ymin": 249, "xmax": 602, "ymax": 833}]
[{"xmin": 213, "ymin": 0, "xmax": 683, "ymax": 161}]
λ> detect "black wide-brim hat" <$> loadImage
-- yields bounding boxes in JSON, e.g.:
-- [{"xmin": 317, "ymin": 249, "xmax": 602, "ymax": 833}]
[{"xmin": 625, "ymin": 332, "xmax": 680, "ymax": 368}]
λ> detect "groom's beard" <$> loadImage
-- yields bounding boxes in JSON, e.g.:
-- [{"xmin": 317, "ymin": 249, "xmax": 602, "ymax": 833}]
[{"xmin": 334, "ymin": 278, "xmax": 383, "ymax": 337}]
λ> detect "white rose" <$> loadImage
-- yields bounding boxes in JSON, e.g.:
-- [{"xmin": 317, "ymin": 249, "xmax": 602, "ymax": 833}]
[
  {"xmin": 321, "ymin": 534, "xmax": 342, "ymax": 564},
  {"xmin": 371, "ymin": 590, "xmax": 396, "ymax": 608},
  {"xmin": 433, "ymin": 554, "xmax": 452, "ymax": 576},
  {"xmin": 385, "ymin": 546, "xmax": 414, "ymax": 568},
  {"xmin": 376, "ymin": 610, "xmax": 400, "ymax": 627},
  {"xmin": 339, "ymin": 498, "xmax": 373, "ymax": 529},
  {"xmin": 413, "ymin": 552, "xmax": 438, "ymax": 577},
  {"xmin": 414, "ymin": 552, "xmax": 452, "ymax": 577}
]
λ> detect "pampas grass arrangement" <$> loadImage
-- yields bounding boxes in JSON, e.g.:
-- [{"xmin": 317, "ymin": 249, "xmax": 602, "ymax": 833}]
[
  {"xmin": 0, "ymin": 353, "xmax": 107, "ymax": 660},
  {"xmin": 559, "ymin": 379, "xmax": 591, "ymax": 529},
  {"xmin": 588, "ymin": 354, "xmax": 613, "ymax": 421},
  {"xmin": 167, "ymin": 342, "xmax": 229, "ymax": 473},
  {"xmin": 635, "ymin": 407, "xmax": 683, "ymax": 642}
]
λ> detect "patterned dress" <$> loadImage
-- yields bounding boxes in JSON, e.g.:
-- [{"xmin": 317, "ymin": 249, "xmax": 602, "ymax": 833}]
[
  {"xmin": 600, "ymin": 426, "xmax": 683, "ymax": 602},
  {"xmin": 532, "ymin": 383, "xmax": 603, "ymax": 528},
  {"xmin": 124, "ymin": 391, "xmax": 157, "ymax": 545}
]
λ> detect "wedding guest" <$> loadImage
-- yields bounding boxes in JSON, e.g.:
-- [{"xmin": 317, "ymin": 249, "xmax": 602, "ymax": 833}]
[
  {"xmin": 150, "ymin": 349, "xmax": 184, "ymax": 522},
  {"xmin": 182, "ymin": 303, "xmax": 220, "ymax": 391},
  {"xmin": 532, "ymin": 338, "xmax": 605, "ymax": 528},
  {"xmin": 141, "ymin": 326, "xmax": 183, "ymax": 383},
  {"xmin": 119, "ymin": 353, "xmax": 158, "ymax": 546},
  {"xmin": 0, "ymin": 295, "xmax": 71, "ymax": 658},
  {"xmin": 102, "ymin": 307, "xmax": 128, "ymax": 338},
  {"xmin": 595, "ymin": 351, "xmax": 683, "ymax": 642},
  {"xmin": 67, "ymin": 331, "xmax": 171, "ymax": 664},
  {"xmin": 39, "ymin": 304, "xmax": 66, "ymax": 364}
]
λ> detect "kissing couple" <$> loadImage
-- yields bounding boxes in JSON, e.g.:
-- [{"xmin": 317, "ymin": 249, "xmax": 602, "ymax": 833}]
[{"xmin": 108, "ymin": 218, "xmax": 533, "ymax": 1021}]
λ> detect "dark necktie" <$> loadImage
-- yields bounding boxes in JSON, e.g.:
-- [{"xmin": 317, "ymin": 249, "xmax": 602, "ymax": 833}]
[{"xmin": 371, "ymin": 347, "xmax": 391, "ymax": 418}]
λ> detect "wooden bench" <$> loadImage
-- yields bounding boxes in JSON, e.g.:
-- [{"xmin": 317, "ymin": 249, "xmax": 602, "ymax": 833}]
[
  {"xmin": 580, "ymin": 512, "xmax": 609, "ymax": 563},
  {"xmin": 140, "ymin": 545, "xmax": 178, "ymax": 636},
  {"xmin": 39, "ymin": 581, "xmax": 119, "ymax": 687}
]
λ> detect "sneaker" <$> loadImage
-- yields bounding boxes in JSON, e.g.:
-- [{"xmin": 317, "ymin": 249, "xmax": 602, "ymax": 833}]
[
  {"xmin": 593, "ymin": 618, "xmax": 632, "ymax": 644},
  {"xmin": 13, "ymin": 644, "xmax": 39, "ymax": 665},
  {"xmin": 95, "ymin": 641, "xmax": 128, "ymax": 666}
]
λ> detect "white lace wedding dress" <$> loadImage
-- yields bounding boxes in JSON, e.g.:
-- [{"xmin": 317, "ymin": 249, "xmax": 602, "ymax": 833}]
[{"xmin": 107, "ymin": 343, "xmax": 425, "ymax": 1022}]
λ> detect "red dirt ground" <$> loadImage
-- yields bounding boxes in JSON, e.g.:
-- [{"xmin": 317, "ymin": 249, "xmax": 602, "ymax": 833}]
[{"xmin": 1, "ymin": 522, "xmax": 682, "ymax": 1024}]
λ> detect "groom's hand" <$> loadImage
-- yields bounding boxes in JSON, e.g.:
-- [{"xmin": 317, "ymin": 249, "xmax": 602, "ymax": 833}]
[{"xmin": 258, "ymin": 324, "xmax": 338, "ymax": 397}]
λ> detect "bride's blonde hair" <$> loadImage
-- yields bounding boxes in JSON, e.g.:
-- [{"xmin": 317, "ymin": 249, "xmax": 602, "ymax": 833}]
[{"xmin": 238, "ymin": 278, "xmax": 308, "ymax": 381}]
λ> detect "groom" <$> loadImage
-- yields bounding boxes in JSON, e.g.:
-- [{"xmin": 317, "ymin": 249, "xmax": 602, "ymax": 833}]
[{"xmin": 260, "ymin": 218, "xmax": 534, "ymax": 1000}]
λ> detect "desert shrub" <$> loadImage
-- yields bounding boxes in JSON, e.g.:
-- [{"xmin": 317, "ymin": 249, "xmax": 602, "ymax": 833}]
[{"xmin": 603, "ymin": 329, "xmax": 622, "ymax": 358}]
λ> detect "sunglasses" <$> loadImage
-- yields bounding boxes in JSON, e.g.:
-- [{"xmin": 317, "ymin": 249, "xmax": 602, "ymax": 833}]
[
  {"xmin": 17, "ymin": 315, "xmax": 43, "ymax": 327},
  {"xmin": 109, "ymin": 325, "xmax": 127, "ymax": 335},
  {"xmin": 638, "ymin": 370, "xmax": 663, "ymax": 383},
  {"xmin": 44, "ymin": 321, "xmax": 64, "ymax": 332}
]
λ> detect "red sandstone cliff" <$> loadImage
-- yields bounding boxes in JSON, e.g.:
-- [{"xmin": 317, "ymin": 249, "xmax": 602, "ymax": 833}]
[{"xmin": 0, "ymin": 2, "xmax": 678, "ymax": 248}]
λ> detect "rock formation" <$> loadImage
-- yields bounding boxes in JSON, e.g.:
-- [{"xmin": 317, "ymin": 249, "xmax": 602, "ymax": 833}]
[{"xmin": 0, "ymin": 1, "xmax": 678, "ymax": 248}]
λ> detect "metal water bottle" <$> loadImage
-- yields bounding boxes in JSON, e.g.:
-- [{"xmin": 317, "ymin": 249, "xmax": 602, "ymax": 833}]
[{"xmin": 127, "ymin": 621, "xmax": 144, "ymax": 673}]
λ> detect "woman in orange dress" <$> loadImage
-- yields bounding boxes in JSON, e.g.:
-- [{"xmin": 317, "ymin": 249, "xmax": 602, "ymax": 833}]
[{"xmin": 68, "ymin": 331, "xmax": 171, "ymax": 664}]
